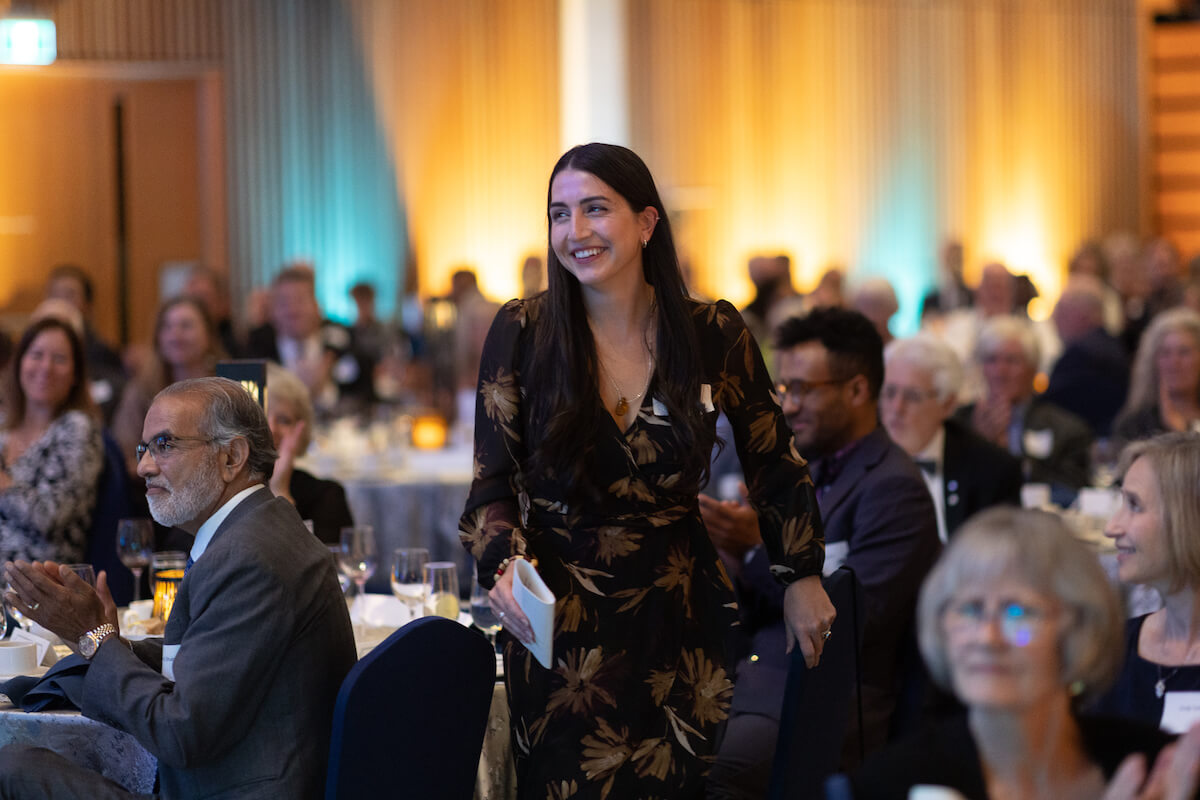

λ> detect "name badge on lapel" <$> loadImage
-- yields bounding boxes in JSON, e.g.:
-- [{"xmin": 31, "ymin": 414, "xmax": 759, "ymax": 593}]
[{"xmin": 162, "ymin": 643, "xmax": 181, "ymax": 681}]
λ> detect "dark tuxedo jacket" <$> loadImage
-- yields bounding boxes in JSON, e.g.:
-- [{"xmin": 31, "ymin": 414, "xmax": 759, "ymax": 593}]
[
  {"xmin": 954, "ymin": 398, "xmax": 1093, "ymax": 492},
  {"xmin": 82, "ymin": 488, "xmax": 356, "ymax": 799},
  {"xmin": 731, "ymin": 427, "xmax": 941, "ymax": 754},
  {"xmin": 940, "ymin": 418, "xmax": 1023, "ymax": 535}
]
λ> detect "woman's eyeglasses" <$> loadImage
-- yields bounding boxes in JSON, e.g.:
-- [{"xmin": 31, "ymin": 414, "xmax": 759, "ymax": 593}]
[{"xmin": 943, "ymin": 599, "xmax": 1053, "ymax": 647}]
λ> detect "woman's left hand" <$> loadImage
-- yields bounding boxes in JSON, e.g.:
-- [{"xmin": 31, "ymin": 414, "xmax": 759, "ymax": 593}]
[{"xmin": 1104, "ymin": 722, "xmax": 1200, "ymax": 800}]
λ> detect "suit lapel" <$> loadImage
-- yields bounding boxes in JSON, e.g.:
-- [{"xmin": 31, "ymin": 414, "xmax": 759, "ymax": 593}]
[
  {"xmin": 818, "ymin": 428, "xmax": 889, "ymax": 521},
  {"xmin": 941, "ymin": 422, "xmax": 967, "ymax": 533}
]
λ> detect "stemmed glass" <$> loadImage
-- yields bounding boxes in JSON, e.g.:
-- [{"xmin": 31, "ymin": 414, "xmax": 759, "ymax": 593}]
[
  {"xmin": 116, "ymin": 519, "xmax": 154, "ymax": 602},
  {"xmin": 3, "ymin": 581, "xmax": 30, "ymax": 635},
  {"xmin": 339, "ymin": 526, "xmax": 378, "ymax": 621},
  {"xmin": 470, "ymin": 565, "xmax": 501, "ymax": 652},
  {"xmin": 391, "ymin": 548, "xmax": 429, "ymax": 621}
]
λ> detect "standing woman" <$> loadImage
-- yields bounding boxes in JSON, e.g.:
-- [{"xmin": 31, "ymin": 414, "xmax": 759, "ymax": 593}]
[
  {"xmin": 0, "ymin": 317, "xmax": 103, "ymax": 563},
  {"xmin": 112, "ymin": 296, "xmax": 225, "ymax": 476},
  {"xmin": 1095, "ymin": 432, "xmax": 1200, "ymax": 730},
  {"xmin": 460, "ymin": 143, "xmax": 833, "ymax": 798}
]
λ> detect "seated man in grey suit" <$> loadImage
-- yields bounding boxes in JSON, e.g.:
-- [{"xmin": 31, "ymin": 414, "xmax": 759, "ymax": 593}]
[
  {"xmin": 2, "ymin": 377, "xmax": 356, "ymax": 799},
  {"xmin": 882, "ymin": 334, "xmax": 1023, "ymax": 542},
  {"xmin": 703, "ymin": 309, "xmax": 941, "ymax": 798}
]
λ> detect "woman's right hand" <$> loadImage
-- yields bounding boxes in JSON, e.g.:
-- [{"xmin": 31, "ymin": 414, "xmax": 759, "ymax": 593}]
[
  {"xmin": 488, "ymin": 563, "xmax": 535, "ymax": 646},
  {"xmin": 269, "ymin": 421, "xmax": 305, "ymax": 504}
]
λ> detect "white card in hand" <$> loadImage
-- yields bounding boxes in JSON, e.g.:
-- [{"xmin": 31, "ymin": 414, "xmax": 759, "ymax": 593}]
[{"xmin": 512, "ymin": 559, "xmax": 555, "ymax": 669}]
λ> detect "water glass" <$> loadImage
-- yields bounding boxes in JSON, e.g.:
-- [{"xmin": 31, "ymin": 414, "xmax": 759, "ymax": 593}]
[
  {"xmin": 423, "ymin": 561, "xmax": 460, "ymax": 619},
  {"xmin": 469, "ymin": 566, "xmax": 500, "ymax": 649},
  {"xmin": 63, "ymin": 563, "xmax": 96, "ymax": 587},
  {"xmin": 391, "ymin": 548, "xmax": 429, "ymax": 617},
  {"xmin": 116, "ymin": 518, "xmax": 154, "ymax": 601}
]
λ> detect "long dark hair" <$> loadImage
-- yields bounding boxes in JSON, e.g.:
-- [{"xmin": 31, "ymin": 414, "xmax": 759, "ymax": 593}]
[
  {"xmin": 526, "ymin": 143, "xmax": 713, "ymax": 502},
  {"xmin": 3, "ymin": 316, "xmax": 96, "ymax": 430}
]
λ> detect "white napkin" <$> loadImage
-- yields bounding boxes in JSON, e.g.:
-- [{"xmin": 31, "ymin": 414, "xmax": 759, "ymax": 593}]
[
  {"xmin": 350, "ymin": 594, "xmax": 411, "ymax": 628},
  {"xmin": 513, "ymin": 559, "xmax": 555, "ymax": 669}
]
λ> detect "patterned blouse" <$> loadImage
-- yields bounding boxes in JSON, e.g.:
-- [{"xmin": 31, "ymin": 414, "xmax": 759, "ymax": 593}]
[
  {"xmin": 460, "ymin": 297, "xmax": 823, "ymax": 799},
  {"xmin": 0, "ymin": 410, "xmax": 104, "ymax": 564}
]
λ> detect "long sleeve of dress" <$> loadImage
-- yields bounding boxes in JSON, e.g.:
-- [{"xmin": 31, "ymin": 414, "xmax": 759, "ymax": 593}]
[
  {"xmin": 698, "ymin": 300, "xmax": 825, "ymax": 583},
  {"xmin": 0, "ymin": 410, "xmax": 104, "ymax": 563},
  {"xmin": 459, "ymin": 299, "xmax": 529, "ymax": 589}
]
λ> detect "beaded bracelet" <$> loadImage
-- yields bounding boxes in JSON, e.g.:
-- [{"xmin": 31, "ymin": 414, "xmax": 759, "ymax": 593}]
[{"xmin": 495, "ymin": 554, "xmax": 537, "ymax": 580}]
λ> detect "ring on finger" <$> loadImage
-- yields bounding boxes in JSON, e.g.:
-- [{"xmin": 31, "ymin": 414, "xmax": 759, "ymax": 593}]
[
  {"xmin": 498, "ymin": 610, "xmax": 506, "ymax": 620},
  {"xmin": 29, "ymin": 601, "xmax": 40, "ymax": 611}
]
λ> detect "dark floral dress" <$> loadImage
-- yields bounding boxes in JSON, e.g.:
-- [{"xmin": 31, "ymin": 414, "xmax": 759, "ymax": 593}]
[{"xmin": 460, "ymin": 297, "xmax": 823, "ymax": 800}]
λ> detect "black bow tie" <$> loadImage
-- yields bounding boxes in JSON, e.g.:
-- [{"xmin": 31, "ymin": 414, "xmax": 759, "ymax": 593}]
[{"xmin": 914, "ymin": 458, "xmax": 937, "ymax": 476}]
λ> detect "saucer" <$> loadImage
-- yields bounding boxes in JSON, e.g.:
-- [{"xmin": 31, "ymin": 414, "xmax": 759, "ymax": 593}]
[{"xmin": 0, "ymin": 663, "xmax": 50, "ymax": 683}]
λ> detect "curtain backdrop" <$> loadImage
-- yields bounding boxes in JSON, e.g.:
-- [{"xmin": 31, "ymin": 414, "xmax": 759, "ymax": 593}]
[{"xmin": 629, "ymin": 0, "xmax": 1145, "ymax": 332}]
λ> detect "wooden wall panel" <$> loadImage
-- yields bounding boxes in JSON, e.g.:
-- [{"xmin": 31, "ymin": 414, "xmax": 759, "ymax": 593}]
[{"xmin": 1151, "ymin": 21, "xmax": 1200, "ymax": 256}]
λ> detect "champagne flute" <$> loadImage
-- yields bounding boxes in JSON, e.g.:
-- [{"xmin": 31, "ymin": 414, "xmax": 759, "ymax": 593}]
[
  {"xmin": 391, "ymin": 548, "xmax": 429, "ymax": 620},
  {"xmin": 116, "ymin": 519, "xmax": 154, "ymax": 602},
  {"xmin": 339, "ymin": 526, "xmax": 378, "ymax": 620}
]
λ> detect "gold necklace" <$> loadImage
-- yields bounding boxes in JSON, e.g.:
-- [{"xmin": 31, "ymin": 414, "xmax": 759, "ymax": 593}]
[
  {"xmin": 598, "ymin": 351, "xmax": 653, "ymax": 416},
  {"xmin": 592, "ymin": 314, "xmax": 655, "ymax": 417}
]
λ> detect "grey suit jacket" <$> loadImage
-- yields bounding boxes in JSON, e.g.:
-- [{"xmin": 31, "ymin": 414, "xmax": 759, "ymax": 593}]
[{"xmin": 81, "ymin": 487, "xmax": 356, "ymax": 799}]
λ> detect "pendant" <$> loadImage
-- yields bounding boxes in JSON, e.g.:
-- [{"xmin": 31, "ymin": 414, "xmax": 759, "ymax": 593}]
[
  {"xmin": 614, "ymin": 396, "xmax": 629, "ymax": 416},
  {"xmin": 1156, "ymin": 679, "xmax": 1167, "ymax": 699}
]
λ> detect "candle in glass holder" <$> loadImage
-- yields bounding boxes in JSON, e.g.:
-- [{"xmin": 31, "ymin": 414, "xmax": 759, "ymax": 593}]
[{"xmin": 151, "ymin": 551, "xmax": 188, "ymax": 621}]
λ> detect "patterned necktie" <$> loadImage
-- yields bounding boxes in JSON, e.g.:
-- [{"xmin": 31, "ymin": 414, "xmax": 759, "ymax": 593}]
[{"xmin": 184, "ymin": 556, "xmax": 194, "ymax": 577}]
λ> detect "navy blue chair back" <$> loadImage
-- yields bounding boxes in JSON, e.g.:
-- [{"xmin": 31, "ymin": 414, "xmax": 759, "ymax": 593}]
[
  {"xmin": 325, "ymin": 616, "xmax": 496, "ymax": 800},
  {"xmin": 87, "ymin": 431, "xmax": 138, "ymax": 607},
  {"xmin": 767, "ymin": 567, "xmax": 867, "ymax": 800}
]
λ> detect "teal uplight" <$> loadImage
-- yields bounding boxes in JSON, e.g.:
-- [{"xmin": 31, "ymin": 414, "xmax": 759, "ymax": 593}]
[{"xmin": 0, "ymin": 19, "xmax": 56, "ymax": 66}]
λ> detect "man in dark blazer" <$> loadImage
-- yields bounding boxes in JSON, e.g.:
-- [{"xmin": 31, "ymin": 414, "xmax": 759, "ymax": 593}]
[
  {"xmin": 954, "ymin": 315, "xmax": 1093, "ymax": 504},
  {"xmin": 1, "ymin": 377, "xmax": 355, "ymax": 799},
  {"xmin": 704, "ymin": 309, "xmax": 941, "ymax": 798},
  {"xmin": 882, "ymin": 334, "xmax": 1023, "ymax": 542}
]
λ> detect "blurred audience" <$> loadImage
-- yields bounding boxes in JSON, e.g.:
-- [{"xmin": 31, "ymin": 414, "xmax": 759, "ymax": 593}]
[
  {"xmin": 1113, "ymin": 308, "xmax": 1200, "ymax": 445},
  {"xmin": 111, "ymin": 297, "xmax": 225, "ymax": 476},
  {"xmin": 244, "ymin": 265, "xmax": 373, "ymax": 414},
  {"xmin": 741, "ymin": 255, "xmax": 805, "ymax": 365},
  {"xmin": 1067, "ymin": 239, "xmax": 1126, "ymax": 336},
  {"xmin": 450, "ymin": 268, "xmax": 499, "ymax": 394},
  {"xmin": 1095, "ymin": 433, "xmax": 1200, "ymax": 731},
  {"xmin": 848, "ymin": 508, "xmax": 1179, "ymax": 799},
  {"xmin": 852, "ymin": 277, "xmax": 900, "ymax": 346},
  {"xmin": 44, "ymin": 264, "xmax": 127, "ymax": 423},
  {"xmin": 706, "ymin": 309, "xmax": 939, "ymax": 795},
  {"xmin": 348, "ymin": 281, "xmax": 398, "ymax": 366},
  {"xmin": 1043, "ymin": 275, "xmax": 1130, "ymax": 438},
  {"xmin": 807, "ymin": 266, "xmax": 846, "ymax": 311},
  {"xmin": 0, "ymin": 317, "xmax": 103, "ymax": 564},
  {"xmin": 954, "ymin": 315, "xmax": 1092, "ymax": 500},
  {"xmin": 265, "ymin": 363, "xmax": 354, "ymax": 544},
  {"xmin": 920, "ymin": 239, "xmax": 973, "ymax": 321},
  {"xmin": 183, "ymin": 266, "xmax": 241, "ymax": 357},
  {"xmin": 882, "ymin": 334, "xmax": 1021, "ymax": 543},
  {"xmin": 520, "ymin": 255, "xmax": 546, "ymax": 298}
]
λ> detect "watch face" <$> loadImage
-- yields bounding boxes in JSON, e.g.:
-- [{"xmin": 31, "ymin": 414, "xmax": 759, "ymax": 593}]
[{"xmin": 79, "ymin": 634, "xmax": 97, "ymax": 658}]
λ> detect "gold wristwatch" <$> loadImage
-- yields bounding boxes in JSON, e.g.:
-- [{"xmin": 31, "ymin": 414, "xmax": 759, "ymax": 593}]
[{"xmin": 78, "ymin": 623, "xmax": 118, "ymax": 659}]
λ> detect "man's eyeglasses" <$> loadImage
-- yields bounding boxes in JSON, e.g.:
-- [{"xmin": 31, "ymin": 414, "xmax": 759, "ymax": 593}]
[
  {"xmin": 942, "ymin": 599, "xmax": 1053, "ymax": 647},
  {"xmin": 135, "ymin": 434, "xmax": 216, "ymax": 463},
  {"xmin": 775, "ymin": 378, "xmax": 849, "ymax": 404},
  {"xmin": 880, "ymin": 385, "xmax": 939, "ymax": 406}
]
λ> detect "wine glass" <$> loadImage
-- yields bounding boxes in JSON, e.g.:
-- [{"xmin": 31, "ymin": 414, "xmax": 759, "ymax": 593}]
[
  {"xmin": 470, "ymin": 566, "xmax": 501, "ymax": 651},
  {"xmin": 116, "ymin": 519, "xmax": 154, "ymax": 602},
  {"xmin": 339, "ymin": 526, "xmax": 378, "ymax": 614},
  {"xmin": 391, "ymin": 548, "xmax": 429, "ymax": 620},
  {"xmin": 63, "ymin": 564, "xmax": 96, "ymax": 587},
  {"xmin": 3, "ymin": 580, "xmax": 30, "ymax": 634}
]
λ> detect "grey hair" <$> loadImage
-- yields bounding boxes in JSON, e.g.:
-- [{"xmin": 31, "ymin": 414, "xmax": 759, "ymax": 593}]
[
  {"xmin": 156, "ymin": 377, "xmax": 277, "ymax": 482},
  {"xmin": 975, "ymin": 314, "xmax": 1040, "ymax": 368},
  {"xmin": 884, "ymin": 334, "xmax": 964, "ymax": 404},
  {"xmin": 265, "ymin": 362, "xmax": 315, "ymax": 453},
  {"xmin": 917, "ymin": 507, "xmax": 1123, "ymax": 706},
  {"xmin": 1120, "ymin": 307, "xmax": 1200, "ymax": 418}
]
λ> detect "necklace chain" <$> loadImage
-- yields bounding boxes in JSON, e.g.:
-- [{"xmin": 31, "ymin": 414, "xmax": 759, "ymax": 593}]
[
  {"xmin": 1156, "ymin": 663, "xmax": 1182, "ymax": 699},
  {"xmin": 592, "ymin": 313, "xmax": 655, "ymax": 418}
]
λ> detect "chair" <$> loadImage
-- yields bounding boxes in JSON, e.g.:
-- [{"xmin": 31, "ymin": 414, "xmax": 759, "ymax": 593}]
[
  {"xmin": 325, "ymin": 616, "xmax": 496, "ymax": 800},
  {"xmin": 86, "ymin": 431, "xmax": 138, "ymax": 607},
  {"xmin": 766, "ymin": 566, "xmax": 867, "ymax": 800}
]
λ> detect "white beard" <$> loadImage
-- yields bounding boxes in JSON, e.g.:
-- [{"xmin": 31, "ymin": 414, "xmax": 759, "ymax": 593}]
[{"xmin": 146, "ymin": 457, "xmax": 224, "ymax": 528}]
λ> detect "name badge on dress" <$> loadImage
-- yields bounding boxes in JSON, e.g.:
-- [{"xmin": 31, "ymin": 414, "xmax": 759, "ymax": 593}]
[
  {"xmin": 162, "ymin": 643, "xmax": 180, "ymax": 681},
  {"xmin": 1161, "ymin": 691, "xmax": 1200, "ymax": 734},
  {"xmin": 700, "ymin": 383, "xmax": 715, "ymax": 413},
  {"xmin": 652, "ymin": 398, "xmax": 669, "ymax": 417}
]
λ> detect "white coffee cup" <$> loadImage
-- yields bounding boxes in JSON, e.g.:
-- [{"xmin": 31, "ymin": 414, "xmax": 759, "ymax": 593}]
[{"xmin": 0, "ymin": 641, "xmax": 37, "ymax": 675}]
